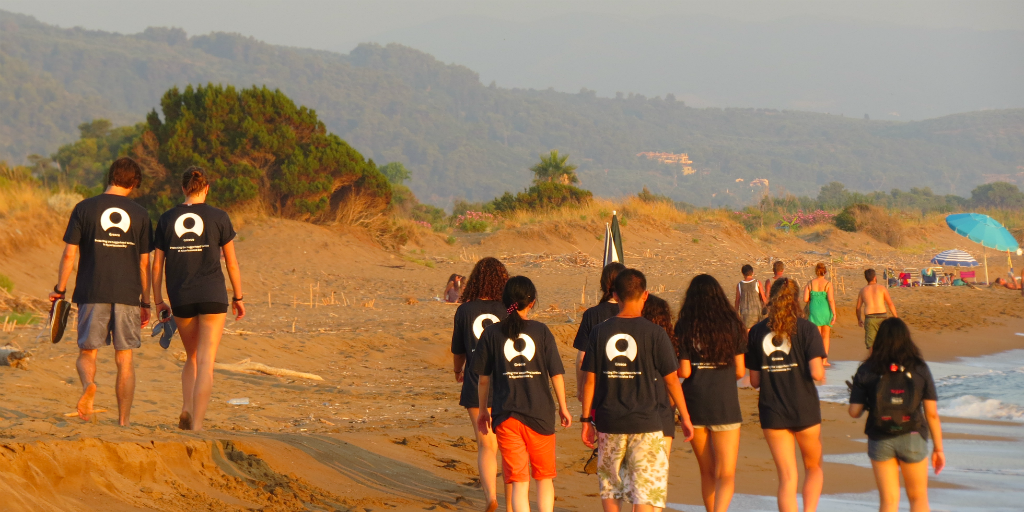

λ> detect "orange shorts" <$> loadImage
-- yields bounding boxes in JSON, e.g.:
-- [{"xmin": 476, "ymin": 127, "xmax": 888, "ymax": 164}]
[{"xmin": 494, "ymin": 416, "xmax": 557, "ymax": 484}]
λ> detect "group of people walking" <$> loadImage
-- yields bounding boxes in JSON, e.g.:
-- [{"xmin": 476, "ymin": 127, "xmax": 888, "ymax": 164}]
[
  {"xmin": 48, "ymin": 157, "xmax": 244, "ymax": 430},
  {"xmin": 452, "ymin": 258, "xmax": 943, "ymax": 512},
  {"xmin": 47, "ymin": 157, "xmax": 942, "ymax": 511}
]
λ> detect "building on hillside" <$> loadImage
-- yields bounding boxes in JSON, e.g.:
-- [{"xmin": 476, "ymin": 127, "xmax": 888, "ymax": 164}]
[{"xmin": 637, "ymin": 151, "xmax": 695, "ymax": 175}]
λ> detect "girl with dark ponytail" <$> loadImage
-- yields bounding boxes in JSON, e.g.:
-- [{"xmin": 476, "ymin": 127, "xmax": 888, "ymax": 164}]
[
  {"xmin": 475, "ymin": 276, "xmax": 571, "ymax": 512},
  {"xmin": 153, "ymin": 166, "xmax": 245, "ymax": 431}
]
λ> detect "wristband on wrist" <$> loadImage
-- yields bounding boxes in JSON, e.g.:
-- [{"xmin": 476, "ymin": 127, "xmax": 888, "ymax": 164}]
[
  {"xmin": 155, "ymin": 301, "xmax": 165, "ymax": 306},
  {"xmin": 53, "ymin": 285, "xmax": 66, "ymax": 295},
  {"xmin": 232, "ymin": 296, "xmax": 244, "ymax": 302},
  {"xmin": 141, "ymin": 302, "xmax": 151, "ymax": 309},
  {"xmin": 579, "ymin": 415, "xmax": 594, "ymax": 424}
]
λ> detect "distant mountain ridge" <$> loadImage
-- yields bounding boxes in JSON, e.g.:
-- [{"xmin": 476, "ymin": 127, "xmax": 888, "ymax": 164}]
[
  {"xmin": 1, "ymin": 10, "xmax": 1023, "ymax": 207},
  {"xmin": 361, "ymin": 12, "xmax": 1024, "ymax": 120}
]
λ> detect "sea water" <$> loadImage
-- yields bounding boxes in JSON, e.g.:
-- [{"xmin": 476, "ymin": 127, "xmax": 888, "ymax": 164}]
[{"xmin": 669, "ymin": 349, "xmax": 1024, "ymax": 512}]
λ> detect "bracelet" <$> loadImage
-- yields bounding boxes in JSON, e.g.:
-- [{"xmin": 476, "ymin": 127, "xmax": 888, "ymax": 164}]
[
  {"xmin": 53, "ymin": 285, "xmax": 66, "ymax": 295},
  {"xmin": 454, "ymin": 369, "xmax": 464, "ymax": 373},
  {"xmin": 141, "ymin": 302, "xmax": 151, "ymax": 309},
  {"xmin": 232, "ymin": 296, "xmax": 244, "ymax": 302},
  {"xmin": 155, "ymin": 301, "xmax": 165, "ymax": 306}
]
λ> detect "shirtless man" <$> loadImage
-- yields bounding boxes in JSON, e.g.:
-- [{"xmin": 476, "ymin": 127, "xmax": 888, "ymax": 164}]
[
  {"xmin": 854, "ymin": 268, "xmax": 897, "ymax": 351},
  {"xmin": 764, "ymin": 260, "xmax": 798, "ymax": 296}
]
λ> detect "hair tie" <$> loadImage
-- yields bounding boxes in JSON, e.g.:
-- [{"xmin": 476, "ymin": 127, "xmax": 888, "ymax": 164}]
[{"xmin": 507, "ymin": 302, "xmax": 518, "ymax": 315}]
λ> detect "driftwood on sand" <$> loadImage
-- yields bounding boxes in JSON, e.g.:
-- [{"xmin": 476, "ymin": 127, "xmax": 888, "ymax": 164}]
[
  {"xmin": 174, "ymin": 352, "xmax": 323, "ymax": 381},
  {"xmin": 0, "ymin": 345, "xmax": 30, "ymax": 369}
]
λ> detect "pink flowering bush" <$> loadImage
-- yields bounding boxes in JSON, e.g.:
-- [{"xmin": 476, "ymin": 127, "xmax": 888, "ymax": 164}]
[
  {"xmin": 456, "ymin": 211, "xmax": 495, "ymax": 233},
  {"xmin": 778, "ymin": 210, "xmax": 834, "ymax": 230}
]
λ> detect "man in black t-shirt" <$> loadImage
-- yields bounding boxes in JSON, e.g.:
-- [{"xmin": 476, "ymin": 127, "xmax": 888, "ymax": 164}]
[
  {"xmin": 49, "ymin": 158, "xmax": 152, "ymax": 427},
  {"xmin": 581, "ymin": 269, "xmax": 694, "ymax": 509}
]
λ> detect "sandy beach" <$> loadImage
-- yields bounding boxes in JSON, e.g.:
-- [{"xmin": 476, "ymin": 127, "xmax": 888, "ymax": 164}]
[{"xmin": 2, "ymin": 216, "xmax": 1022, "ymax": 511}]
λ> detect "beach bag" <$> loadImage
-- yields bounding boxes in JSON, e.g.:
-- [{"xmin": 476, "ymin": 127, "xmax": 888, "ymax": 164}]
[{"xmin": 871, "ymin": 364, "xmax": 922, "ymax": 435}]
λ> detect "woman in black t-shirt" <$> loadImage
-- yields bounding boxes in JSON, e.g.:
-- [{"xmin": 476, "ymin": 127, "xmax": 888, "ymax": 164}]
[
  {"xmin": 153, "ymin": 167, "xmax": 245, "ymax": 431},
  {"xmin": 848, "ymin": 318, "xmax": 945, "ymax": 512},
  {"xmin": 572, "ymin": 262, "xmax": 626, "ymax": 401},
  {"xmin": 674, "ymin": 274, "xmax": 746, "ymax": 512},
  {"xmin": 449, "ymin": 257, "xmax": 511, "ymax": 512},
  {"xmin": 641, "ymin": 294, "xmax": 680, "ymax": 444},
  {"xmin": 746, "ymin": 278, "xmax": 826, "ymax": 512}
]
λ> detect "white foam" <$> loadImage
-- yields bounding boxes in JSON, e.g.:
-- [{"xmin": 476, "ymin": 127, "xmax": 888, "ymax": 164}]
[{"xmin": 939, "ymin": 395, "xmax": 1024, "ymax": 422}]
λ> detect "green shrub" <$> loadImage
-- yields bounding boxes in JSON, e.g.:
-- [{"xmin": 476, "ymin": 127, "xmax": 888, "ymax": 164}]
[
  {"xmin": 489, "ymin": 182, "xmax": 592, "ymax": 213},
  {"xmin": 0, "ymin": 273, "xmax": 12, "ymax": 293},
  {"xmin": 637, "ymin": 186, "xmax": 673, "ymax": 204},
  {"xmin": 133, "ymin": 84, "xmax": 391, "ymax": 220},
  {"xmin": 834, "ymin": 203, "xmax": 903, "ymax": 247}
]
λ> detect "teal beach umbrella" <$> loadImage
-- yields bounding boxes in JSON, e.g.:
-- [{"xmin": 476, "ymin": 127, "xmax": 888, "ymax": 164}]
[{"xmin": 945, "ymin": 213, "xmax": 1019, "ymax": 284}]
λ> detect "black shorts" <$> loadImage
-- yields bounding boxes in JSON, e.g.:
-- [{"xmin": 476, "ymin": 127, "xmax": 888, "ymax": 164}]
[{"xmin": 172, "ymin": 302, "xmax": 228, "ymax": 318}]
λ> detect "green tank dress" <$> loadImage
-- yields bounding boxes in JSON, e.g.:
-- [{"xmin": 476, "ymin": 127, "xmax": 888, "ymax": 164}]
[{"xmin": 808, "ymin": 289, "xmax": 833, "ymax": 327}]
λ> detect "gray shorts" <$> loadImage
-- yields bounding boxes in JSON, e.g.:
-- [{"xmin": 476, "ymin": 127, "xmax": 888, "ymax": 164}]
[
  {"xmin": 76, "ymin": 303, "xmax": 142, "ymax": 351},
  {"xmin": 868, "ymin": 432, "xmax": 928, "ymax": 463},
  {"xmin": 692, "ymin": 423, "xmax": 742, "ymax": 432}
]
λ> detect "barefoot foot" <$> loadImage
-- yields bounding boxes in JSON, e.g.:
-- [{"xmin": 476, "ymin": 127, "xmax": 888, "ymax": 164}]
[
  {"xmin": 77, "ymin": 383, "xmax": 96, "ymax": 421},
  {"xmin": 484, "ymin": 501, "xmax": 498, "ymax": 512},
  {"xmin": 178, "ymin": 411, "xmax": 192, "ymax": 430}
]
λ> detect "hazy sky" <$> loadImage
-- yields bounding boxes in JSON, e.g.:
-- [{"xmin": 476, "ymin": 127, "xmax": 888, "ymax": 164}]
[{"xmin": 2, "ymin": 0, "xmax": 1022, "ymax": 54}]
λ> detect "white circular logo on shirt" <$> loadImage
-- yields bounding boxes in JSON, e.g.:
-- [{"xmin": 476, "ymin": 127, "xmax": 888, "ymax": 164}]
[
  {"xmin": 503, "ymin": 334, "xmax": 536, "ymax": 362},
  {"xmin": 605, "ymin": 333, "xmax": 638, "ymax": 361},
  {"xmin": 472, "ymin": 314, "xmax": 500, "ymax": 340},
  {"xmin": 99, "ymin": 207, "xmax": 131, "ymax": 233},
  {"xmin": 174, "ymin": 213, "xmax": 205, "ymax": 238},
  {"xmin": 762, "ymin": 332, "xmax": 792, "ymax": 356}
]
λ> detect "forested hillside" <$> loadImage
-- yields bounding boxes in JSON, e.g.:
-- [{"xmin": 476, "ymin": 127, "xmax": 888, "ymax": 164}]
[{"xmin": 2, "ymin": 10, "xmax": 1023, "ymax": 207}]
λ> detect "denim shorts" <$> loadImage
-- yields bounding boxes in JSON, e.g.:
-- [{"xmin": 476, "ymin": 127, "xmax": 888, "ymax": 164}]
[{"xmin": 868, "ymin": 432, "xmax": 928, "ymax": 463}]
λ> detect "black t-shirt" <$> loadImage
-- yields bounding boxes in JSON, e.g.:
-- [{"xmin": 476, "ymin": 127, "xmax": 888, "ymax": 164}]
[
  {"xmin": 745, "ymin": 318, "xmax": 826, "ymax": 429},
  {"xmin": 473, "ymin": 319, "xmax": 566, "ymax": 435},
  {"xmin": 573, "ymin": 301, "xmax": 619, "ymax": 351},
  {"xmin": 63, "ymin": 194, "xmax": 153, "ymax": 305},
  {"xmin": 154, "ymin": 203, "xmax": 236, "ymax": 306},
  {"xmin": 451, "ymin": 300, "xmax": 507, "ymax": 357},
  {"xmin": 850, "ymin": 361, "xmax": 938, "ymax": 440},
  {"xmin": 583, "ymin": 316, "xmax": 679, "ymax": 434},
  {"xmin": 680, "ymin": 329, "xmax": 748, "ymax": 426}
]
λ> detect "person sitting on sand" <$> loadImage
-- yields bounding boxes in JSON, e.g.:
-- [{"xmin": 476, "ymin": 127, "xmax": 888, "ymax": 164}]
[
  {"xmin": 642, "ymin": 294, "xmax": 680, "ymax": 450},
  {"xmin": 580, "ymin": 269, "xmax": 694, "ymax": 511},
  {"xmin": 675, "ymin": 275, "xmax": 746, "ymax": 512},
  {"xmin": 855, "ymin": 269, "xmax": 898, "ymax": 352},
  {"xmin": 735, "ymin": 264, "xmax": 765, "ymax": 333},
  {"xmin": 49, "ymin": 157, "xmax": 153, "ymax": 426},
  {"xmin": 153, "ymin": 167, "xmax": 245, "ymax": 431},
  {"xmin": 475, "ymin": 276, "xmax": 572, "ymax": 512},
  {"xmin": 747, "ymin": 278, "xmax": 826, "ymax": 512},
  {"xmin": 848, "ymin": 318, "xmax": 945, "ymax": 512},
  {"xmin": 572, "ymin": 262, "xmax": 626, "ymax": 402},
  {"xmin": 449, "ymin": 257, "xmax": 512, "ymax": 511},
  {"xmin": 804, "ymin": 263, "xmax": 836, "ymax": 367},
  {"xmin": 444, "ymin": 274, "xmax": 464, "ymax": 303}
]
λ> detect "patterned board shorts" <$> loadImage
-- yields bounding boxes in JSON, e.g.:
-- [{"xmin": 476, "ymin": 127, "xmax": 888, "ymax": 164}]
[{"xmin": 597, "ymin": 431, "xmax": 670, "ymax": 507}]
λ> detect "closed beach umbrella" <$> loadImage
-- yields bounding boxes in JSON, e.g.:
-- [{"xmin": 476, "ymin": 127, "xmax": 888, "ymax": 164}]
[
  {"xmin": 930, "ymin": 249, "xmax": 979, "ymax": 267},
  {"xmin": 603, "ymin": 210, "xmax": 625, "ymax": 267},
  {"xmin": 945, "ymin": 213, "xmax": 1019, "ymax": 284}
]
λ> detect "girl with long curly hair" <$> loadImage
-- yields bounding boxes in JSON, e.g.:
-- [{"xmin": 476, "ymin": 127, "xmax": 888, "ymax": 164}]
[
  {"xmin": 450, "ymin": 257, "xmax": 511, "ymax": 511},
  {"xmin": 673, "ymin": 275, "xmax": 746, "ymax": 512},
  {"xmin": 746, "ymin": 278, "xmax": 827, "ymax": 512},
  {"xmin": 642, "ymin": 294, "xmax": 680, "ymax": 448},
  {"xmin": 572, "ymin": 262, "xmax": 626, "ymax": 400}
]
